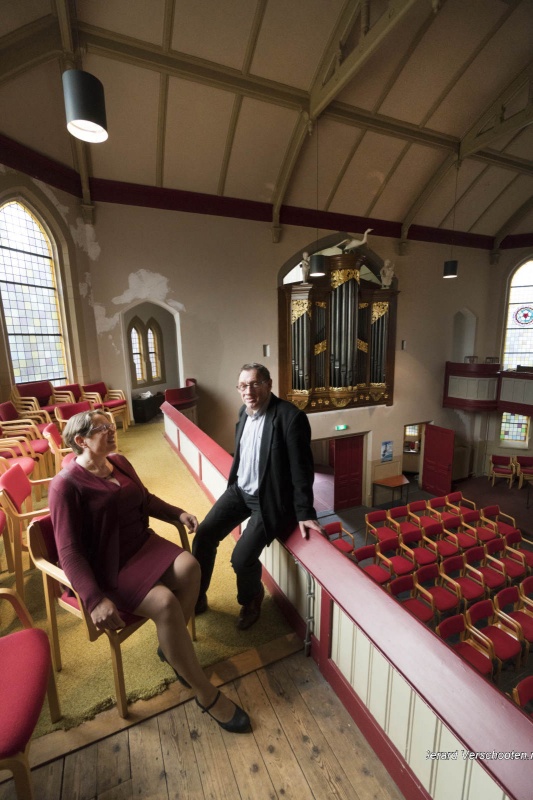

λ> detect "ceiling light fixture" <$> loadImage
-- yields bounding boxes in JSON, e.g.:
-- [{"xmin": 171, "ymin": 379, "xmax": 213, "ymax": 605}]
[
  {"xmin": 62, "ymin": 69, "xmax": 108, "ymax": 143},
  {"xmin": 443, "ymin": 160, "xmax": 460, "ymax": 278},
  {"xmin": 309, "ymin": 118, "xmax": 326, "ymax": 277}
]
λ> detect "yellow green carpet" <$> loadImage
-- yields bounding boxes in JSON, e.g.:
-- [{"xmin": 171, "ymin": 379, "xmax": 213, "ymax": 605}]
[{"xmin": 0, "ymin": 419, "xmax": 292, "ymax": 736}]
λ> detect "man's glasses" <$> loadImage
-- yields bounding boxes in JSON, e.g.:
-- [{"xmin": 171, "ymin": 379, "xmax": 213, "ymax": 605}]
[
  {"xmin": 236, "ymin": 381, "xmax": 267, "ymax": 392},
  {"xmin": 89, "ymin": 423, "xmax": 116, "ymax": 434}
]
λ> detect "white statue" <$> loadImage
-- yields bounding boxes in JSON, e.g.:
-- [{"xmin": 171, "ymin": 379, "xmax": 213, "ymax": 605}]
[
  {"xmin": 337, "ymin": 228, "xmax": 373, "ymax": 252},
  {"xmin": 301, "ymin": 251, "xmax": 310, "ymax": 283},
  {"xmin": 380, "ymin": 259, "xmax": 395, "ymax": 288}
]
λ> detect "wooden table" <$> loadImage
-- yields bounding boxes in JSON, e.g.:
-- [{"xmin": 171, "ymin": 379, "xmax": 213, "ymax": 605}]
[{"xmin": 372, "ymin": 474, "xmax": 410, "ymax": 507}]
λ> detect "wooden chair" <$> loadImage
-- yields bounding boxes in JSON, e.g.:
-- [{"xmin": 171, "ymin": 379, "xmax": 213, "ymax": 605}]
[
  {"xmin": 29, "ymin": 515, "xmax": 195, "ymax": 719},
  {"xmin": 515, "ymin": 456, "xmax": 533, "ymax": 490},
  {"xmin": 42, "ymin": 423, "xmax": 76, "ymax": 474},
  {"xmin": 0, "ymin": 463, "xmax": 52, "ymax": 599},
  {"xmin": 0, "ymin": 588, "xmax": 61, "ymax": 800},
  {"xmin": 54, "ymin": 400, "xmax": 95, "ymax": 431},
  {"xmin": 512, "ymin": 675, "xmax": 533, "ymax": 714},
  {"xmin": 323, "ymin": 521, "xmax": 354, "ymax": 554},
  {"xmin": 488, "ymin": 455, "xmax": 514, "ymax": 487},
  {"xmin": 82, "ymin": 382, "xmax": 131, "ymax": 432},
  {"xmin": 436, "ymin": 614, "xmax": 494, "ymax": 680}
]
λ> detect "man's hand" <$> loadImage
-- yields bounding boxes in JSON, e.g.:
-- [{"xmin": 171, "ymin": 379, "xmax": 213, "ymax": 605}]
[
  {"xmin": 180, "ymin": 511, "xmax": 198, "ymax": 533},
  {"xmin": 90, "ymin": 598, "xmax": 125, "ymax": 631},
  {"xmin": 299, "ymin": 519, "xmax": 326, "ymax": 539}
]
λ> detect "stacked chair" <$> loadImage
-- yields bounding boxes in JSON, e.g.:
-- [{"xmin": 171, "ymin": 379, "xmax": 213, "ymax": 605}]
[
  {"xmin": 515, "ymin": 456, "xmax": 533, "ymax": 490},
  {"xmin": 488, "ymin": 455, "xmax": 515, "ymax": 487}
]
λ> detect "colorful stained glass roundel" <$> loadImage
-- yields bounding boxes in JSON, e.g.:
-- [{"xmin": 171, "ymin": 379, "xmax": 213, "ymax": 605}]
[{"xmin": 515, "ymin": 307, "xmax": 533, "ymax": 325}]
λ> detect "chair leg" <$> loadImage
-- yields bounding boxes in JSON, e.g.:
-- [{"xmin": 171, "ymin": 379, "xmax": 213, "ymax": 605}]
[
  {"xmin": 4, "ymin": 750, "xmax": 34, "ymax": 800},
  {"xmin": 46, "ymin": 662, "xmax": 62, "ymax": 723},
  {"xmin": 107, "ymin": 635, "xmax": 129, "ymax": 718},
  {"xmin": 43, "ymin": 577, "xmax": 62, "ymax": 671}
]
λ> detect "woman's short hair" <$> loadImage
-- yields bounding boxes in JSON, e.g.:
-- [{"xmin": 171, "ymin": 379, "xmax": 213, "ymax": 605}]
[{"xmin": 63, "ymin": 410, "xmax": 107, "ymax": 455}]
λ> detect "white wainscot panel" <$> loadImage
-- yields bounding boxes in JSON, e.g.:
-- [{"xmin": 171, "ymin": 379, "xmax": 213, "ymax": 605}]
[
  {"xmin": 368, "ymin": 647, "xmax": 390, "ymax": 729},
  {"xmin": 352, "ymin": 624, "xmax": 371, "ymax": 702},
  {"xmin": 164, "ymin": 416, "xmax": 179, "ymax": 447},
  {"xmin": 386, "ymin": 669, "xmax": 413, "ymax": 760},
  {"xmin": 407, "ymin": 694, "xmax": 440, "ymax": 792},
  {"xmin": 200, "ymin": 459, "xmax": 227, "ymax": 499},
  {"xmin": 448, "ymin": 377, "xmax": 497, "ymax": 400},
  {"xmin": 432, "ymin": 722, "xmax": 470, "ymax": 800},
  {"xmin": 331, "ymin": 606, "xmax": 356, "ymax": 683},
  {"xmin": 466, "ymin": 757, "xmax": 507, "ymax": 800},
  {"xmin": 178, "ymin": 433, "xmax": 200, "ymax": 476}
]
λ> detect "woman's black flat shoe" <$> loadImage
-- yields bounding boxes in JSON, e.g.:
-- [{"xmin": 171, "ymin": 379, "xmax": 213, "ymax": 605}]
[
  {"xmin": 196, "ymin": 690, "xmax": 251, "ymax": 733},
  {"xmin": 157, "ymin": 646, "xmax": 191, "ymax": 688}
]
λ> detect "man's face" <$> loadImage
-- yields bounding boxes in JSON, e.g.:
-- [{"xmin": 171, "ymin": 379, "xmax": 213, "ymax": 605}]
[{"xmin": 237, "ymin": 369, "xmax": 272, "ymax": 412}]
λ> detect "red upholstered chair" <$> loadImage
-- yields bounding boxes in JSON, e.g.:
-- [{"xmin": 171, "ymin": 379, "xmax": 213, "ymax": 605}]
[
  {"xmin": 376, "ymin": 536, "xmax": 415, "ymax": 577},
  {"xmin": 387, "ymin": 505, "xmax": 420, "ymax": 538},
  {"xmin": 0, "ymin": 588, "xmax": 61, "ymax": 800},
  {"xmin": 427, "ymin": 496, "xmax": 460, "ymax": 525},
  {"xmin": 515, "ymin": 456, "xmax": 533, "ymax": 490},
  {"xmin": 0, "ymin": 400, "xmax": 50, "ymax": 435},
  {"xmin": 445, "ymin": 491, "xmax": 476, "ymax": 516},
  {"xmin": 485, "ymin": 538, "xmax": 527, "ymax": 584},
  {"xmin": 389, "ymin": 575, "xmax": 434, "ymax": 625},
  {"xmin": 520, "ymin": 575, "xmax": 533, "ymax": 604},
  {"xmin": 436, "ymin": 614, "xmax": 494, "ymax": 679},
  {"xmin": 10, "ymin": 381, "xmax": 56, "ymax": 417},
  {"xmin": 28, "ymin": 514, "xmax": 195, "ymax": 719},
  {"xmin": 422, "ymin": 522, "xmax": 460, "ymax": 560},
  {"xmin": 42, "ymin": 423, "xmax": 76, "ymax": 474},
  {"xmin": 398, "ymin": 527, "xmax": 437, "ymax": 567},
  {"xmin": 0, "ymin": 454, "xmax": 36, "ymax": 479},
  {"xmin": 407, "ymin": 499, "xmax": 440, "ymax": 530},
  {"xmin": 512, "ymin": 675, "xmax": 533, "ymax": 713},
  {"xmin": 352, "ymin": 544, "xmax": 391, "ymax": 586},
  {"xmin": 464, "ymin": 546, "xmax": 506, "ymax": 594},
  {"xmin": 54, "ymin": 400, "xmax": 95, "ymax": 431},
  {"xmin": 488, "ymin": 455, "xmax": 514, "ymax": 487},
  {"xmin": 481, "ymin": 505, "xmax": 518, "ymax": 537},
  {"xmin": 0, "ymin": 463, "xmax": 52, "ymax": 599},
  {"xmin": 414, "ymin": 563, "xmax": 461, "ymax": 622},
  {"xmin": 442, "ymin": 514, "xmax": 477, "ymax": 552},
  {"xmin": 439, "ymin": 554, "xmax": 486, "ymax": 609},
  {"xmin": 51, "ymin": 383, "xmax": 84, "ymax": 403},
  {"xmin": 365, "ymin": 509, "xmax": 391, "ymax": 544},
  {"xmin": 323, "ymin": 521, "xmax": 354, "ymax": 555},
  {"xmin": 460, "ymin": 509, "xmax": 500, "ymax": 545},
  {"xmin": 0, "ymin": 425, "xmax": 51, "ymax": 481},
  {"xmin": 466, "ymin": 599, "xmax": 523, "ymax": 678},
  {"xmin": 0, "ymin": 508, "xmax": 13, "ymax": 576},
  {"xmin": 82, "ymin": 382, "xmax": 130, "ymax": 432},
  {"xmin": 494, "ymin": 585, "xmax": 533, "ymax": 660},
  {"xmin": 503, "ymin": 529, "xmax": 533, "ymax": 573}
]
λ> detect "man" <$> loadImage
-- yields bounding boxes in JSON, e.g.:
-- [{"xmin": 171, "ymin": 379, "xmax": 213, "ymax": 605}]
[{"xmin": 192, "ymin": 363, "xmax": 324, "ymax": 630}]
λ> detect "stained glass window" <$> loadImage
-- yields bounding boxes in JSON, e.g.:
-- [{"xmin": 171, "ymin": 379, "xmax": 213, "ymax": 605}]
[
  {"xmin": 130, "ymin": 325, "xmax": 145, "ymax": 383},
  {"xmin": 500, "ymin": 412, "xmax": 529, "ymax": 444},
  {"xmin": 502, "ymin": 260, "xmax": 533, "ymax": 371},
  {"xmin": 0, "ymin": 201, "xmax": 68, "ymax": 382}
]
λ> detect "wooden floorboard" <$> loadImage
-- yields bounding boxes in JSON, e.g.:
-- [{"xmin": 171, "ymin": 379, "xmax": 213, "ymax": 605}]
[{"xmin": 0, "ymin": 651, "xmax": 406, "ymax": 800}]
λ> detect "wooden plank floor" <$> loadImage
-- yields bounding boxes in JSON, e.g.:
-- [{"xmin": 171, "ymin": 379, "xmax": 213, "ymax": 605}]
[{"xmin": 0, "ymin": 651, "xmax": 405, "ymax": 800}]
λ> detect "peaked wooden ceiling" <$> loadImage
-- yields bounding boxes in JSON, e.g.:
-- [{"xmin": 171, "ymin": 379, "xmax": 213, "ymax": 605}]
[{"xmin": 1, "ymin": 0, "xmax": 533, "ymax": 258}]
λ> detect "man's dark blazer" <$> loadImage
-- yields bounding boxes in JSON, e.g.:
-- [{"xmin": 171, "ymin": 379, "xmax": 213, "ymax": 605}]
[{"xmin": 228, "ymin": 393, "xmax": 316, "ymax": 544}]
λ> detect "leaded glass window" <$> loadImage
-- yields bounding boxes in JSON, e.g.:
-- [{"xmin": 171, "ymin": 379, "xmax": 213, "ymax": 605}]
[
  {"xmin": 500, "ymin": 412, "xmax": 529, "ymax": 444},
  {"xmin": 147, "ymin": 324, "xmax": 161, "ymax": 381},
  {"xmin": 130, "ymin": 325, "xmax": 146, "ymax": 383},
  {"xmin": 502, "ymin": 260, "xmax": 533, "ymax": 370},
  {"xmin": 0, "ymin": 201, "xmax": 68, "ymax": 383}
]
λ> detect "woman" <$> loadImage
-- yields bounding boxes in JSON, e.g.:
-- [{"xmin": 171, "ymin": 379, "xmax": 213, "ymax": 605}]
[{"xmin": 49, "ymin": 410, "xmax": 250, "ymax": 733}]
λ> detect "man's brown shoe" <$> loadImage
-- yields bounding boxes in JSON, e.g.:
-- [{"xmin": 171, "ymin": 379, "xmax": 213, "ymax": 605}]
[{"xmin": 236, "ymin": 584, "xmax": 265, "ymax": 631}]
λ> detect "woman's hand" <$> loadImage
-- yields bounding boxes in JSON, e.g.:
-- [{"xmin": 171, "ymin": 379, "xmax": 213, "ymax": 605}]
[
  {"xmin": 179, "ymin": 511, "xmax": 198, "ymax": 533},
  {"xmin": 90, "ymin": 598, "xmax": 125, "ymax": 631}
]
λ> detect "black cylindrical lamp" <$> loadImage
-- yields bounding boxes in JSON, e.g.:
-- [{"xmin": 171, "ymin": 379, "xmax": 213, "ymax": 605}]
[
  {"xmin": 62, "ymin": 69, "xmax": 108, "ymax": 143},
  {"xmin": 309, "ymin": 254, "xmax": 326, "ymax": 277},
  {"xmin": 443, "ymin": 259, "xmax": 458, "ymax": 279}
]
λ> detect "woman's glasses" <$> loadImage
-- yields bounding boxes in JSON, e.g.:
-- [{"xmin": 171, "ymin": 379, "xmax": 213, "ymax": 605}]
[{"xmin": 89, "ymin": 423, "xmax": 116, "ymax": 434}]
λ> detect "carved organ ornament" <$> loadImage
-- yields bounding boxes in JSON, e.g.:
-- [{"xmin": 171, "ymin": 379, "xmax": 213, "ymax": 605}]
[{"xmin": 279, "ymin": 253, "xmax": 397, "ymax": 412}]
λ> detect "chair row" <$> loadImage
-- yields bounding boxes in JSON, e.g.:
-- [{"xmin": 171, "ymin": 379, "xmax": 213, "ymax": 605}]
[
  {"xmin": 8, "ymin": 380, "xmax": 130, "ymax": 432},
  {"xmin": 489, "ymin": 454, "xmax": 533, "ymax": 489}
]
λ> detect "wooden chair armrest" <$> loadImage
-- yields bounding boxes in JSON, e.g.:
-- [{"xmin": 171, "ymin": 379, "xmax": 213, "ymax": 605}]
[
  {"xmin": 386, "ymin": 518, "xmax": 400, "ymax": 533},
  {"xmin": 421, "ymin": 536, "xmax": 438, "ymax": 553},
  {"xmin": 466, "ymin": 626, "xmax": 496, "ymax": 659},
  {"xmin": 376, "ymin": 553, "xmax": 392, "ymax": 568},
  {"xmin": 485, "ymin": 554, "xmax": 507, "ymax": 575},
  {"xmin": 414, "ymin": 583, "xmax": 436, "ymax": 609},
  {"xmin": 428, "ymin": 508, "xmax": 442, "ymax": 521},
  {"xmin": 440, "ymin": 573, "xmax": 460, "ymax": 592},
  {"xmin": 0, "ymin": 436, "xmax": 33, "ymax": 456},
  {"xmin": 495, "ymin": 610, "xmax": 523, "ymax": 639},
  {"xmin": 462, "ymin": 497, "xmax": 476, "ymax": 510},
  {"xmin": 399, "ymin": 543, "xmax": 415, "ymax": 562},
  {"xmin": 341, "ymin": 527, "xmax": 355, "ymax": 546},
  {"xmin": 0, "ymin": 419, "xmax": 41, "ymax": 438},
  {"xmin": 12, "ymin": 397, "xmax": 41, "ymax": 414},
  {"xmin": 82, "ymin": 391, "xmax": 103, "ymax": 404},
  {"xmin": 14, "ymin": 506, "xmax": 51, "ymax": 522},
  {"xmin": 504, "ymin": 546, "xmax": 526, "ymax": 565},
  {"xmin": 520, "ymin": 595, "xmax": 533, "ymax": 614},
  {"xmin": 500, "ymin": 510, "xmax": 516, "ymax": 525},
  {"xmin": 465, "ymin": 629, "xmax": 496, "ymax": 660},
  {"xmin": 464, "ymin": 564, "xmax": 485, "ymax": 585},
  {"xmin": 0, "ymin": 587, "xmax": 34, "ymax": 628},
  {"xmin": 107, "ymin": 389, "xmax": 126, "ymax": 401},
  {"xmin": 52, "ymin": 390, "xmax": 76, "ymax": 403}
]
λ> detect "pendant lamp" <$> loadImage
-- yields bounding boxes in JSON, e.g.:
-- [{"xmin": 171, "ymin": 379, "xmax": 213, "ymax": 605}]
[
  {"xmin": 443, "ymin": 161, "xmax": 460, "ymax": 278},
  {"xmin": 62, "ymin": 69, "xmax": 108, "ymax": 143},
  {"xmin": 309, "ymin": 118, "xmax": 326, "ymax": 277}
]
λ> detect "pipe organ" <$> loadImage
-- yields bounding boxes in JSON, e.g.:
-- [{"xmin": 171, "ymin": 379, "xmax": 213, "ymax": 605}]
[{"xmin": 279, "ymin": 253, "xmax": 397, "ymax": 412}]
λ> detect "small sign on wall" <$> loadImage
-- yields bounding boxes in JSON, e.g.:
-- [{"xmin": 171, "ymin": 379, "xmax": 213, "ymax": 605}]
[{"xmin": 381, "ymin": 440, "xmax": 393, "ymax": 462}]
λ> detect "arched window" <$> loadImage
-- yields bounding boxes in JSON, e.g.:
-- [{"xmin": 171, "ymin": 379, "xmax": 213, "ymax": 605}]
[
  {"xmin": 502, "ymin": 259, "xmax": 533, "ymax": 370},
  {"xmin": 0, "ymin": 200, "xmax": 68, "ymax": 383},
  {"xmin": 127, "ymin": 316, "xmax": 165, "ymax": 387}
]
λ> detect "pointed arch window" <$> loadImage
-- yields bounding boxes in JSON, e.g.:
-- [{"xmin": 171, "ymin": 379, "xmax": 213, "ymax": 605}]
[
  {"xmin": 502, "ymin": 260, "xmax": 533, "ymax": 371},
  {"xmin": 0, "ymin": 200, "xmax": 68, "ymax": 383},
  {"xmin": 128, "ymin": 316, "xmax": 165, "ymax": 387}
]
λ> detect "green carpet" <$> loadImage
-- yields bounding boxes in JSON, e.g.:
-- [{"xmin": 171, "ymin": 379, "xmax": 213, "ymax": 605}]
[{"xmin": 0, "ymin": 419, "xmax": 292, "ymax": 736}]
